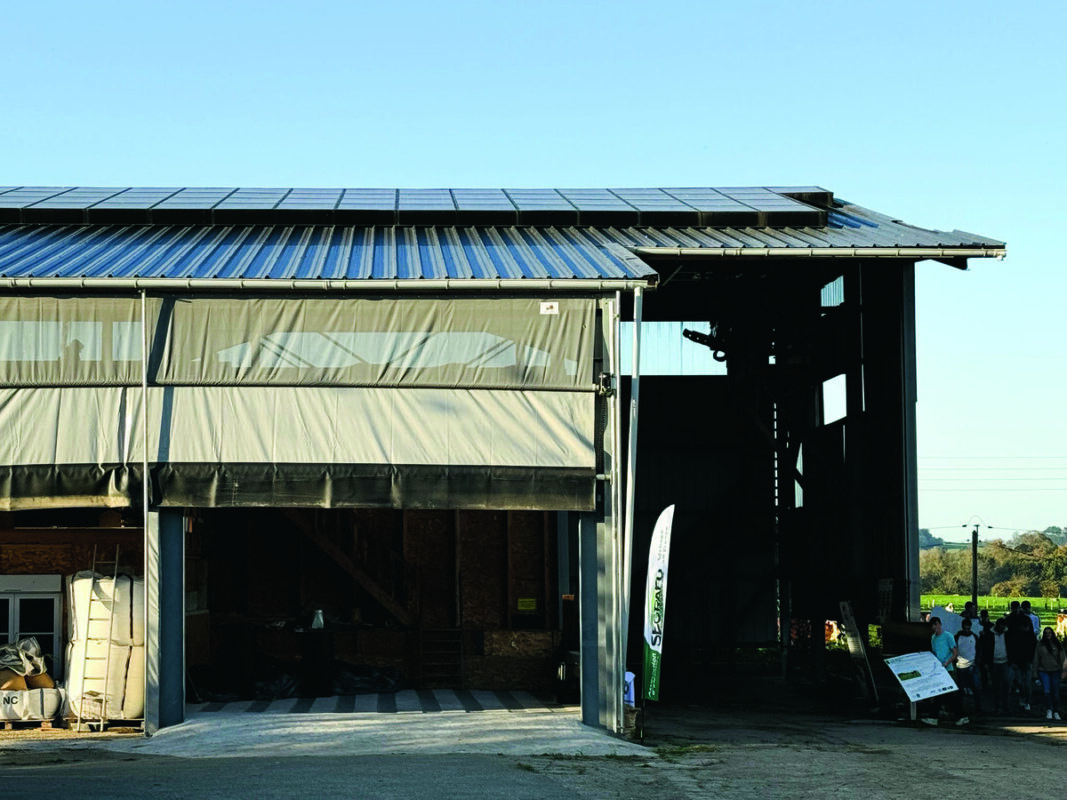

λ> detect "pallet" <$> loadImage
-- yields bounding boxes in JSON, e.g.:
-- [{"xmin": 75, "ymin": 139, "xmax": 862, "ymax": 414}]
[{"xmin": 1, "ymin": 718, "xmax": 63, "ymax": 731}]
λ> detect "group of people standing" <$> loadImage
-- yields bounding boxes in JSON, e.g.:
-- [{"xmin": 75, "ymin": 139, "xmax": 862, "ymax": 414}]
[{"xmin": 928, "ymin": 600, "xmax": 1067, "ymax": 725}]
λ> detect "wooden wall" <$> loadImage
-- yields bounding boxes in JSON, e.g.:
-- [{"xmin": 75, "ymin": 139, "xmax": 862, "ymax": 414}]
[{"xmin": 0, "ymin": 527, "xmax": 144, "ymax": 577}]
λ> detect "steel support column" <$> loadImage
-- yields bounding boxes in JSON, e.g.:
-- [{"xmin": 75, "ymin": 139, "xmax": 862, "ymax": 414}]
[
  {"xmin": 145, "ymin": 507, "xmax": 185, "ymax": 734},
  {"xmin": 578, "ymin": 297, "xmax": 624, "ymax": 732}
]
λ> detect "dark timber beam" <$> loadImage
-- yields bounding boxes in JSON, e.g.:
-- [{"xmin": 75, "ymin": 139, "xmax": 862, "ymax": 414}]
[{"xmin": 282, "ymin": 509, "xmax": 416, "ymax": 628}]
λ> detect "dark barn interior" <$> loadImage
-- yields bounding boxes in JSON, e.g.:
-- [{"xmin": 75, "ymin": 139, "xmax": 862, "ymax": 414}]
[
  {"xmin": 623, "ymin": 256, "xmax": 921, "ymax": 696},
  {"xmin": 187, "ymin": 508, "xmax": 562, "ymax": 700}
]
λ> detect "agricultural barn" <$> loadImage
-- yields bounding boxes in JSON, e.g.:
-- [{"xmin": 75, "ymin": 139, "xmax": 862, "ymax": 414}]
[{"xmin": 0, "ymin": 186, "xmax": 1004, "ymax": 734}]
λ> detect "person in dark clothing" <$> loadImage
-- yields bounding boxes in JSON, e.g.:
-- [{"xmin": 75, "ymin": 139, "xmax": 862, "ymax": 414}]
[
  {"xmin": 977, "ymin": 617, "xmax": 995, "ymax": 703},
  {"xmin": 1005, "ymin": 601, "xmax": 1037, "ymax": 711}
]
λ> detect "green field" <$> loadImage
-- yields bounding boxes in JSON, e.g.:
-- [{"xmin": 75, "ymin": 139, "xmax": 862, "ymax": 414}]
[{"xmin": 921, "ymin": 594, "xmax": 1065, "ymax": 629}]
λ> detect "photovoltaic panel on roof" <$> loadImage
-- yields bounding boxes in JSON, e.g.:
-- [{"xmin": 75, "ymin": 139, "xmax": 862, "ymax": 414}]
[
  {"xmin": 160, "ymin": 188, "xmax": 238, "ymax": 196},
  {"xmin": 398, "ymin": 189, "xmax": 454, "ymax": 208},
  {"xmin": 93, "ymin": 189, "xmax": 182, "ymax": 207},
  {"xmin": 154, "ymin": 188, "xmax": 238, "ymax": 208},
  {"xmin": 0, "ymin": 188, "xmax": 75, "ymax": 206},
  {"xmin": 217, "ymin": 189, "xmax": 289, "ymax": 204},
  {"xmin": 610, "ymin": 189, "xmax": 694, "ymax": 211},
  {"xmin": 284, "ymin": 189, "xmax": 342, "ymax": 199},
  {"xmin": 398, "ymin": 189, "xmax": 455, "ymax": 223},
  {"xmin": 337, "ymin": 189, "xmax": 396, "ymax": 209},
  {"xmin": 716, "ymin": 189, "xmax": 825, "ymax": 225},
  {"xmin": 503, "ymin": 189, "xmax": 578, "ymax": 224},
  {"xmin": 216, "ymin": 190, "xmax": 290, "ymax": 209},
  {"xmin": 0, "ymin": 185, "xmax": 835, "ymax": 227},
  {"xmin": 558, "ymin": 189, "xmax": 634, "ymax": 210},
  {"xmin": 505, "ymin": 189, "xmax": 574, "ymax": 209},
  {"xmin": 279, "ymin": 189, "xmax": 343, "ymax": 208},
  {"xmin": 451, "ymin": 189, "xmax": 515, "ymax": 210},
  {"xmin": 663, "ymin": 188, "xmax": 744, "ymax": 204},
  {"xmin": 31, "ymin": 188, "xmax": 127, "ymax": 207},
  {"xmin": 723, "ymin": 189, "xmax": 802, "ymax": 202}
]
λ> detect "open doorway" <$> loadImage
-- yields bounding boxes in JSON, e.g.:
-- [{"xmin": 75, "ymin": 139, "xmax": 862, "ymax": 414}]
[{"xmin": 185, "ymin": 508, "xmax": 563, "ymax": 704}]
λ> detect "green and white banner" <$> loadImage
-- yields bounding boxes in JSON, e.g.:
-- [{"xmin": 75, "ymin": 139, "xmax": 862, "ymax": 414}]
[{"xmin": 642, "ymin": 504, "xmax": 674, "ymax": 702}]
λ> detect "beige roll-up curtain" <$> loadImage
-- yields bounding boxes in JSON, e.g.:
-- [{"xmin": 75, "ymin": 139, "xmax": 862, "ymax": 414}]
[
  {"xmin": 0, "ymin": 296, "xmax": 149, "ymax": 385},
  {"xmin": 0, "ymin": 294, "xmax": 600, "ymax": 509},
  {"xmin": 154, "ymin": 295, "xmax": 594, "ymax": 389}
]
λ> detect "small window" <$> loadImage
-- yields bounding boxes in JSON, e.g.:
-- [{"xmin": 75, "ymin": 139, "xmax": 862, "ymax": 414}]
[
  {"xmin": 0, "ymin": 597, "xmax": 9, "ymax": 639},
  {"xmin": 822, "ymin": 374, "xmax": 847, "ymax": 425},
  {"xmin": 821, "ymin": 276, "xmax": 844, "ymax": 308},
  {"xmin": 0, "ymin": 577, "xmax": 63, "ymax": 681}
]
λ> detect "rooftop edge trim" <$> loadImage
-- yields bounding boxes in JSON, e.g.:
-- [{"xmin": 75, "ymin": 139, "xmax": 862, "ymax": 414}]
[{"xmin": 0, "ymin": 277, "xmax": 657, "ymax": 292}]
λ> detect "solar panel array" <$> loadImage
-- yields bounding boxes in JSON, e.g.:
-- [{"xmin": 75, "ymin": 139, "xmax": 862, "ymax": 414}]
[{"xmin": 0, "ymin": 186, "xmax": 832, "ymax": 227}]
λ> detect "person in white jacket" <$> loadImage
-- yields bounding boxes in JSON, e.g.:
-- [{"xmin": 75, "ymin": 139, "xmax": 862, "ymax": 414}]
[{"xmin": 955, "ymin": 618, "xmax": 983, "ymax": 716}]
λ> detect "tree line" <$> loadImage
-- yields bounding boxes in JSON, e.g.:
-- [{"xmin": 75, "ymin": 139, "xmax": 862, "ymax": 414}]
[{"xmin": 920, "ymin": 529, "xmax": 1067, "ymax": 597}]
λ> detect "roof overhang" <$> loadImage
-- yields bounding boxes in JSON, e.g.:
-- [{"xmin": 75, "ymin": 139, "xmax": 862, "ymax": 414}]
[{"xmin": 630, "ymin": 245, "xmax": 1006, "ymax": 269}]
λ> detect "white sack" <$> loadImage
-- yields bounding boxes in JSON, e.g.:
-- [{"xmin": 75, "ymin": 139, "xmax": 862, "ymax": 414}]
[
  {"xmin": 0, "ymin": 688, "xmax": 66, "ymax": 721},
  {"xmin": 69, "ymin": 572, "xmax": 136, "ymax": 646},
  {"xmin": 121, "ymin": 645, "xmax": 145, "ymax": 720},
  {"xmin": 64, "ymin": 640, "xmax": 128, "ymax": 720}
]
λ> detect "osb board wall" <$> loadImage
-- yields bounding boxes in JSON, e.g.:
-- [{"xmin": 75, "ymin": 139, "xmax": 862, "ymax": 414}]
[
  {"xmin": 459, "ymin": 510, "xmax": 507, "ymax": 629},
  {"xmin": 403, "ymin": 510, "xmax": 455, "ymax": 629},
  {"xmin": 0, "ymin": 529, "xmax": 144, "ymax": 576},
  {"xmin": 463, "ymin": 631, "xmax": 560, "ymax": 691},
  {"xmin": 464, "ymin": 657, "xmax": 556, "ymax": 691},
  {"xmin": 482, "ymin": 630, "xmax": 557, "ymax": 657},
  {"xmin": 465, "ymin": 631, "xmax": 560, "ymax": 690},
  {"xmin": 507, "ymin": 511, "xmax": 553, "ymax": 627}
]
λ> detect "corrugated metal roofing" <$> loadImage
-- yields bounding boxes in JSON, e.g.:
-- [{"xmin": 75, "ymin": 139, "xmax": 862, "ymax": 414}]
[
  {"xmin": 0, "ymin": 188, "xmax": 1005, "ymax": 286},
  {"xmin": 0, "ymin": 223, "xmax": 656, "ymax": 283}
]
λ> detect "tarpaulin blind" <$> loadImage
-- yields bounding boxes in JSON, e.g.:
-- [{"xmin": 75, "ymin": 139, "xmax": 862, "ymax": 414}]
[
  {"xmin": 0, "ymin": 294, "xmax": 599, "ymax": 510},
  {"xmin": 156, "ymin": 296, "xmax": 594, "ymax": 389},
  {"xmin": 0, "ymin": 295, "xmax": 594, "ymax": 390},
  {"xmin": 0, "ymin": 296, "xmax": 147, "ymax": 386}
]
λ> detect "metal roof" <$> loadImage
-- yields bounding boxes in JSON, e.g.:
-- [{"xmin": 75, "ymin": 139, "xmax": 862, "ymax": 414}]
[
  {"xmin": 0, "ymin": 223, "xmax": 656, "ymax": 287},
  {"xmin": 0, "ymin": 188, "xmax": 1005, "ymax": 289}
]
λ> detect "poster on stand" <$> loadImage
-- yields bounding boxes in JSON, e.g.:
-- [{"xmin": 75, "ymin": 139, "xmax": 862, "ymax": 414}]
[{"xmin": 885, "ymin": 651, "xmax": 958, "ymax": 702}]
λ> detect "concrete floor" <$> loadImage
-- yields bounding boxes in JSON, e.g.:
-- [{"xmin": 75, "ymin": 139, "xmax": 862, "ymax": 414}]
[{"xmin": 5, "ymin": 678, "xmax": 1067, "ymax": 799}]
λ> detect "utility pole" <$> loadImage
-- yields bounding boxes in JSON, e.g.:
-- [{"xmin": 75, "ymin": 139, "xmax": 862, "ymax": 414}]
[{"xmin": 962, "ymin": 520, "xmax": 991, "ymax": 609}]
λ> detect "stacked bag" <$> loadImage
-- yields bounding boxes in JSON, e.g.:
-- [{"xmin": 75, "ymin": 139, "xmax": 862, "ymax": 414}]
[
  {"xmin": 0, "ymin": 637, "xmax": 65, "ymax": 721},
  {"xmin": 64, "ymin": 572, "xmax": 146, "ymax": 721}
]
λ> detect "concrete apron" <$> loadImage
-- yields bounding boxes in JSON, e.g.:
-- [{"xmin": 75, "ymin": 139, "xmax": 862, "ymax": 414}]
[{"xmin": 3, "ymin": 691, "xmax": 650, "ymax": 760}]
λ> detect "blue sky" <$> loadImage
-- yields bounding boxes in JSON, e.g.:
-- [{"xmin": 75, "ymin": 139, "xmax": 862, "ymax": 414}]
[{"xmin": 4, "ymin": 1, "xmax": 1063, "ymax": 539}]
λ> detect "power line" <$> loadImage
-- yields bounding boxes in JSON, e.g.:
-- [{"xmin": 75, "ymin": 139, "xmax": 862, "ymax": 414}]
[
  {"xmin": 920, "ymin": 457, "xmax": 1067, "ymax": 460},
  {"xmin": 921, "ymin": 467, "xmax": 1067, "ymax": 472},
  {"xmin": 924, "ymin": 525, "xmax": 1034, "ymax": 532},
  {"xmin": 922, "ymin": 488, "xmax": 1067, "ymax": 493},
  {"xmin": 921, "ymin": 480, "xmax": 1067, "ymax": 486}
]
